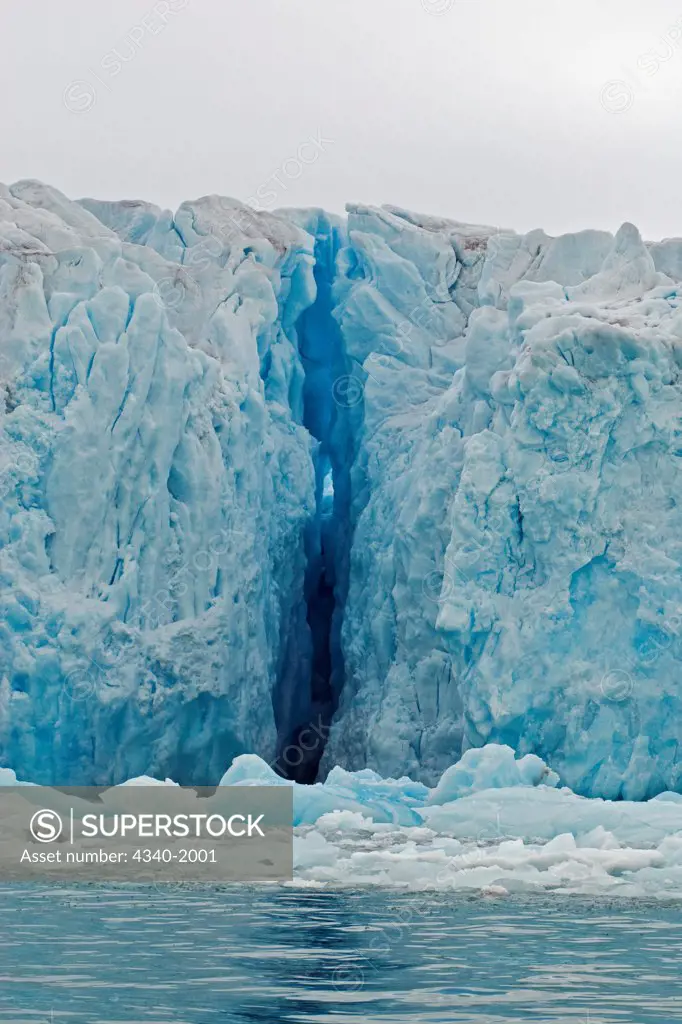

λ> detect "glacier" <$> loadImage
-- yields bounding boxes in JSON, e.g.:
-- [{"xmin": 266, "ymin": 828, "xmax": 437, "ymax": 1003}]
[
  {"xmin": 0, "ymin": 181, "xmax": 319, "ymax": 784},
  {"xmin": 2, "ymin": 180, "xmax": 682, "ymax": 800},
  {"xmin": 321, "ymin": 207, "xmax": 682, "ymax": 800}
]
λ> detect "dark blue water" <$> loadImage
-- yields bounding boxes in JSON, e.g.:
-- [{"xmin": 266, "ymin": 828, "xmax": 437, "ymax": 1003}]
[{"xmin": 0, "ymin": 885, "xmax": 681, "ymax": 1023}]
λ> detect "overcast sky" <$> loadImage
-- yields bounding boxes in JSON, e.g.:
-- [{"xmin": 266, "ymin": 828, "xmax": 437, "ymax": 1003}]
[{"xmin": 2, "ymin": 0, "xmax": 682, "ymax": 240}]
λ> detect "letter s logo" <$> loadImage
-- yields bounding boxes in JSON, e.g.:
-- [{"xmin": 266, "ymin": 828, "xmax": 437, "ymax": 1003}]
[{"xmin": 30, "ymin": 809, "xmax": 63, "ymax": 843}]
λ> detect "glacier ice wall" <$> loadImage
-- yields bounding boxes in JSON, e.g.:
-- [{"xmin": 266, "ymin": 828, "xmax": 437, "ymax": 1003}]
[
  {"xmin": 322, "ymin": 206, "xmax": 682, "ymax": 799},
  {"xmin": 3, "ymin": 181, "xmax": 682, "ymax": 799},
  {"xmin": 0, "ymin": 181, "xmax": 320, "ymax": 784},
  {"xmin": 319, "ymin": 205, "xmax": 471, "ymax": 782}
]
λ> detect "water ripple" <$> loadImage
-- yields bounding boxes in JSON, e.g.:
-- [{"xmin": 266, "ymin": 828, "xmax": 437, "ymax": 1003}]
[{"xmin": 0, "ymin": 886, "xmax": 680, "ymax": 1022}]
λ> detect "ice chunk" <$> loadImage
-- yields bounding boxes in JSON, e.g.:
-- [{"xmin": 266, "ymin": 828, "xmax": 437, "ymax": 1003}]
[
  {"xmin": 219, "ymin": 754, "xmax": 424, "ymax": 825},
  {"xmin": 7, "ymin": 746, "xmax": 682, "ymax": 897},
  {"xmin": 218, "ymin": 753, "xmax": 288, "ymax": 787},
  {"xmin": 427, "ymin": 744, "xmax": 559, "ymax": 804}
]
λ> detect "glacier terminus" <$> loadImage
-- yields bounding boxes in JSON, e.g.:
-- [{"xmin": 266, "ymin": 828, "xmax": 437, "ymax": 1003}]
[{"xmin": 1, "ymin": 180, "xmax": 682, "ymax": 801}]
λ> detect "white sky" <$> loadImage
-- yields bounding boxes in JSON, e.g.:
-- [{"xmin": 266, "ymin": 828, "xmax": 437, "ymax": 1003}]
[{"xmin": 2, "ymin": 0, "xmax": 682, "ymax": 239}]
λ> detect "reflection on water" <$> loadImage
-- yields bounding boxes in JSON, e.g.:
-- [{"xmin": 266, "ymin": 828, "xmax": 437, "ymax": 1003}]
[{"xmin": 0, "ymin": 885, "xmax": 681, "ymax": 1023}]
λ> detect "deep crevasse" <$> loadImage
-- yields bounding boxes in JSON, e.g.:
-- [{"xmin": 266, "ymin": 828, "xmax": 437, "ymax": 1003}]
[
  {"xmin": 3, "ymin": 182, "xmax": 682, "ymax": 799},
  {"xmin": 277, "ymin": 208, "xmax": 349, "ymax": 781}
]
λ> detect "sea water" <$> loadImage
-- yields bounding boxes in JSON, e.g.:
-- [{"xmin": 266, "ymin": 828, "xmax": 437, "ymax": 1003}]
[{"xmin": 0, "ymin": 886, "xmax": 681, "ymax": 1023}]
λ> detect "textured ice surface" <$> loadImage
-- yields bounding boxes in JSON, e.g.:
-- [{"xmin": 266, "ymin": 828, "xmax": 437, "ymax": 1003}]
[
  {"xmin": 3, "ymin": 181, "xmax": 682, "ymax": 799},
  {"xmin": 0, "ymin": 181, "xmax": 318, "ymax": 784},
  {"xmin": 426, "ymin": 744, "xmax": 560, "ymax": 804},
  {"xmin": 321, "ymin": 205, "xmax": 682, "ymax": 800},
  {"xmin": 219, "ymin": 752, "xmax": 428, "ymax": 826}
]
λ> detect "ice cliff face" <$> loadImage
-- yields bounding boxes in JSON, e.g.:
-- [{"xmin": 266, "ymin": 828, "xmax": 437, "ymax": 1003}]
[
  {"xmin": 323, "ymin": 207, "xmax": 682, "ymax": 800},
  {"xmin": 2, "ymin": 181, "xmax": 682, "ymax": 798},
  {"xmin": 0, "ymin": 181, "xmax": 317, "ymax": 784}
]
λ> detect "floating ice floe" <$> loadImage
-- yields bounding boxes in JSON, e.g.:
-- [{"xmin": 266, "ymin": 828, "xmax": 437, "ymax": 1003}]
[
  {"xmin": 7, "ymin": 743, "xmax": 682, "ymax": 898},
  {"xmin": 285, "ymin": 746, "xmax": 682, "ymax": 897}
]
